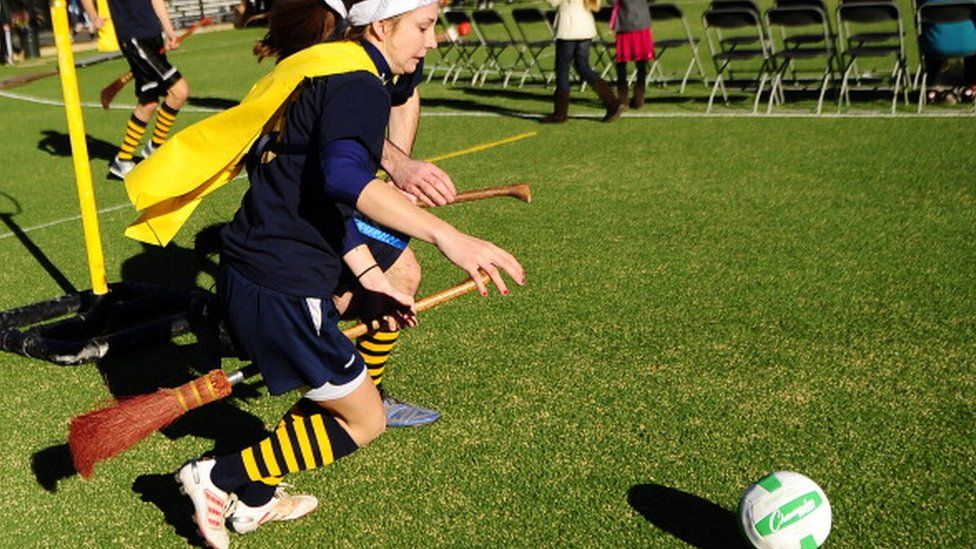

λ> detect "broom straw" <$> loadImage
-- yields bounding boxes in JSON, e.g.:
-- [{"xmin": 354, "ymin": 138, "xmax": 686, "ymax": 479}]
[{"xmin": 69, "ymin": 271, "xmax": 490, "ymax": 478}]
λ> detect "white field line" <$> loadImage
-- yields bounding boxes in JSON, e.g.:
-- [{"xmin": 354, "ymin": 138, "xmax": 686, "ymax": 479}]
[
  {"xmin": 4, "ymin": 89, "xmax": 974, "ymax": 118},
  {"xmin": 0, "ymin": 202, "xmax": 131, "ymax": 240},
  {"xmin": 0, "ymin": 172, "xmax": 249, "ymax": 241},
  {"xmin": 0, "ymin": 89, "xmax": 224, "ymax": 112},
  {"xmin": 0, "ymin": 127, "xmax": 534, "ymax": 240}
]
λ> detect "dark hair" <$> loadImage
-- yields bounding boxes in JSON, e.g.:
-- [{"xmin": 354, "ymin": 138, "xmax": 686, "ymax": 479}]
[{"xmin": 253, "ymin": 0, "xmax": 344, "ymax": 62}]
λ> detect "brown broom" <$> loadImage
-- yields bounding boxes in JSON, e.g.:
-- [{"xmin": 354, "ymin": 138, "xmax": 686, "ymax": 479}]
[
  {"xmin": 69, "ymin": 271, "xmax": 491, "ymax": 478},
  {"xmin": 417, "ymin": 183, "xmax": 531, "ymax": 208}
]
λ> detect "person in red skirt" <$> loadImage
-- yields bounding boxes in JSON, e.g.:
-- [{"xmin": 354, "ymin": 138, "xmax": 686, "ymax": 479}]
[{"xmin": 611, "ymin": 0, "xmax": 653, "ymax": 109}]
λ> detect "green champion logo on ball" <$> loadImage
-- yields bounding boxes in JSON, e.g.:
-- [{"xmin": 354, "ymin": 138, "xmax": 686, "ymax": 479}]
[{"xmin": 755, "ymin": 491, "xmax": 824, "ymax": 536}]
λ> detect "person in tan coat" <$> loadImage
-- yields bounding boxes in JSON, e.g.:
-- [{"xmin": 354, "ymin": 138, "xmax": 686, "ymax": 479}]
[{"xmin": 540, "ymin": 0, "xmax": 623, "ymax": 123}]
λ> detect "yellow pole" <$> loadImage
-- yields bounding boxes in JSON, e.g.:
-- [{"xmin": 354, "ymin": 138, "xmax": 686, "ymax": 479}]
[
  {"xmin": 50, "ymin": 0, "xmax": 109, "ymax": 295},
  {"xmin": 95, "ymin": 0, "xmax": 120, "ymax": 53}
]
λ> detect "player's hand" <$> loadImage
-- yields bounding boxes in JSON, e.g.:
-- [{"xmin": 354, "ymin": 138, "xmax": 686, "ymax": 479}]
[
  {"xmin": 389, "ymin": 158, "xmax": 457, "ymax": 207},
  {"xmin": 91, "ymin": 15, "xmax": 105, "ymax": 29},
  {"xmin": 435, "ymin": 229, "xmax": 525, "ymax": 297},
  {"xmin": 165, "ymin": 31, "xmax": 178, "ymax": 50},
  {"xmin": 356, "ymin": 267, "xmax": 418, "ymax": 331}
]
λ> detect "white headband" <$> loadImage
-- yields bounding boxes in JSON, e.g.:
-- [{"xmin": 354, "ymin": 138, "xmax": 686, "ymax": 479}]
[
  {"xmin": 347, "ymin": 0, "xmax": 439, "ymax": 26},
  {"xmin": 323, "ymin": 0, "xmax": 348, "ymax": 18}
]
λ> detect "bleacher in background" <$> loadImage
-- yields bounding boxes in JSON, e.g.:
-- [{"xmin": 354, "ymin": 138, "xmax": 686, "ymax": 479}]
[{"xmin": 167, "ymin": 0, "xmax": 241, "ymax": 27}]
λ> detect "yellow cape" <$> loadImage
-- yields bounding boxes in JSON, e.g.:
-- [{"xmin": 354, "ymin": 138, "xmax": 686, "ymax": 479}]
[{"xmin": 124, "ymin": 42, "xmax": 378, "ymax": 246}]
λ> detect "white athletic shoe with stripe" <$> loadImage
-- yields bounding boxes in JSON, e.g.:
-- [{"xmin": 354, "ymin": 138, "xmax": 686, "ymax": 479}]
[
  {"xmin": 228, "ymin": 486, "xmax": 318, "ymax": 534},
  {"xmin": 177, "ymin": 459, "xmax": 232, "ymax": 549}
]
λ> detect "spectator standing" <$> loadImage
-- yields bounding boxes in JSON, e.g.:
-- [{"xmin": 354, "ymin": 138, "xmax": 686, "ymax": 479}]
[
  {"xmin": 611, "ymin": 0, "xmax": 652, "ymax": 109},
  {"xmin": 919, "ymin": 0, "xmax": 976, "ymax": 102},
  {"xmin": 0, "ymin": 0, "xmax": 12, "ymax": 64},
  {"xmin": 541, "ymin": 0, "xmax": 623, "ymax": 123}
]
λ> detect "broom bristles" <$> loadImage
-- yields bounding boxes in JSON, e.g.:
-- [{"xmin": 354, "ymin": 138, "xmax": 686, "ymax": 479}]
[
  {"xmin": 100, "ymin": 78, "xmax": 128, "ymax": 109},
  {"xmin": 69, "ymin": 370, "xmax": 233, "ymax": 478}
]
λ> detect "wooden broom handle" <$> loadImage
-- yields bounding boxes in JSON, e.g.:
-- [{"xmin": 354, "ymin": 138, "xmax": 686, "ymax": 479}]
[
  {"xmin": 170, "ymin": 17, "xmax": 212, "ymax": 49},
  {"xmin": 341, "ymin": 270, "xmax": 490, "ymax": 339},
  {"xmin": 226, "ymin": 271, "xmax": 491, "ymax": 386},
  {"xmin": 420, "ymin": 183, "xmax": 531, "ymax": 208}
]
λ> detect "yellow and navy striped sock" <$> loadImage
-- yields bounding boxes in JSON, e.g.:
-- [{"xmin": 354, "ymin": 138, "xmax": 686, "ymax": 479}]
[
  {"xmin": 356, "ymin": 330, "xmax": 400, "ymax": 389},
  {"xmin": 117, "ymin": 114, "xmax": 147, "ymax": 161},
  {"xmin": 210, "ymin": 398, "xmax": 361, "ymax": 493},
  {"xmin": 150, "ymin": 102, "xmax": 180, "ymax": 147}
]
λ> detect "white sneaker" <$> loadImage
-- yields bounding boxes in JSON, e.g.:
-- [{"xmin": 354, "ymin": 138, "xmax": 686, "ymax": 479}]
[
  {"xmin": 176, "ymin": 459, "xmax": 232, "ymax": 549},
  {"xmin": 108, "ymin": 156, "xmax": 136, "ymax": 180},
  {"xmin": 140, "ymin": 140, "xmax": 158, "ymax": 159},
  {"xmin": 228, "ymin": 485, "xmax": 318, "ymax": 534}
]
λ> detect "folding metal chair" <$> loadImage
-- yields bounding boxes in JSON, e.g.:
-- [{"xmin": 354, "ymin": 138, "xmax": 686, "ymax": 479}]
[
  {"xmin": 592, "ymin": 5, "xmax": 618, "ymax": 85},
  {"xmin": 511, "ymin": 7, "xmax": 556, "ymax": 86},
  {"xmin": 702, "ymin": 7, "xmax": 775, "ymax": 113},
  {"xmin": 469, "ymin": 9, "xmax": 522, "ymax": 86},
  {"xmin": 764, "ymin": 5, "xmax": 836, "ymax": 113},
  {"xmin": 775, "ymin": 0, "xmax": 838, "ymax": 47},
  {"xmin": 836, "ymin": 0, "xmax": 911, "ymax": 113},
  {"xmin": 426, "ymin": 16, "xmax": 457, "ymax": 83},
  {"xmin": 708, "ymin": 0, "xmax": 772, "ymax": 78},
  {"xmin": 646, "ymin": 3, "xmax": 709, "ymax": 92},
  {"xmin": 442, "ymin": 10, "xmax": 484, "ymax": 84},
  {"xmin": 914, "ymin": 0, "xmax": 976, "ymax": 112}
]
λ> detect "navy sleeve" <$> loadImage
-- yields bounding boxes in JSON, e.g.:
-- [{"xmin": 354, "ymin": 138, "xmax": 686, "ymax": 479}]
[
  {"xmin": 321, "ymin": 75, "xmax": 389, "ymax": 161},
  {"xmin": 390, "ymin": 60, "xmax": 424, "ymax": 106},
  {"xmin": 321, "ymin": 138, "xmax": 377, "ymax": 206}
]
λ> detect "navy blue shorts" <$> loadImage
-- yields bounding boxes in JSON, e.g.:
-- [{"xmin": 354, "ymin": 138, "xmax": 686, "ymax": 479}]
[
  {"xmin": 219, "ymin": 265, "xmax": 366, "ymax": 396},
  {"xmin": 119, "ymin": 36, "xmax": 182, "ymax": 105}
]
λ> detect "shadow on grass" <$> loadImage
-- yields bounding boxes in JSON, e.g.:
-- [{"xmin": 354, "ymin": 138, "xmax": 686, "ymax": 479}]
[
  {"xmin": 132, "ymin": 473, "xmax": 208, "ymax": 547},
  {"xmin": 422, "ymin": 96, "xmax": 531, "ymax": 118},
  {"xmin": 37, "ymin": 129, "xmax": 118, "ymax": 161},
  {"xmin": 0, "ymin": 191, "xmax": 77, "ymax": 294},
  {"xmin": 628, "ymin": 483, "xmax": 749, "ymax": 549},
  {"xmin": 187, "ymin": 96, "xmax": 240, "ymax": 110},
  {"xmin": 29, "ymin": 237, "xmax": 267, "ymax": 494},
  {"xmin": 31, "ymin": 445, "xmax": 76, "ymax": 493},
  {"xmin": 120, "ymin": 241, "xmax": 218, "ymax": 289}
]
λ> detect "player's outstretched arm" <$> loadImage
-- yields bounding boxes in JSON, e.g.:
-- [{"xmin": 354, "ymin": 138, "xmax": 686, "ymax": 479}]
[{"xmin": 356, "ymin": 179, "xmax": 524, "ymax": 296}]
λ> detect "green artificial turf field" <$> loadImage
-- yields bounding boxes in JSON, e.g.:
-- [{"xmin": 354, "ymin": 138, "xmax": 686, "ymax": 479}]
[{"xmin": 0, "ymin": 21, "xmax": 974, "ymax": 548}]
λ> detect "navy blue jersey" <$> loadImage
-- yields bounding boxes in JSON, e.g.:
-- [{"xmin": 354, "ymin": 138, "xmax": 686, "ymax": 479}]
[
  {"xmin": 221, "ymin": 46, "xmax": 392, "ymax": 298},
  {"xmin": 389, "ymin": 59, "xmax": 424, "ymax": 106},
  {"xmin": 108, "ymin": 0, "xmax": 162, "ymax": 41}
]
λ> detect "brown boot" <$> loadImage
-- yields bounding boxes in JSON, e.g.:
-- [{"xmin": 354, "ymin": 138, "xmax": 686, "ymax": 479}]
[
  {"xmin": 591, "ymin": 79, "xmax": 624, "ymax": 122},
  {"xmin": 629, "ymin": 84, "xmax": 645, "ymax": 110},
  {"xmin": 540, "ymin": 90, "xmax": 570, "ymax": 124},
  {"xmin": 617, "ymin": 85, "xmax": 629, "ymax": 110}
]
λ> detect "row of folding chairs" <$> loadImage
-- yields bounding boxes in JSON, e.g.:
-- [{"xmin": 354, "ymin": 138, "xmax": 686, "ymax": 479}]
[
  {"xmin": 425, "ymin": 1, "xmax": 975, "ymax": 114},
  {"xmin": 426, "ymin": 8, "xmax": 554, "ymax": 87},
  {"xmin": 425, "ymin": 5, "xmax": 710, "ymax": 92},
  {"xmin": 701, "ymin": 0, "xmax": 917, "ymax": 114}
]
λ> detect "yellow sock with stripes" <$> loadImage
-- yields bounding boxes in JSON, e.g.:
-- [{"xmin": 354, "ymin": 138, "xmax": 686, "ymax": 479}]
[
  {"xmin": 117, "ymin": 114, "xmax": 147, "ymax": 161},
  {"xmin": 150, "ymin": 102, "xmax": 180, "ymax": 147},
  {"xmin": 235, "ymin": 399, "xmax": 360, "ymax": 486},
  {"xmin": 356, "ymin": 330, "xmax": 400, "ymax": 389}
]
